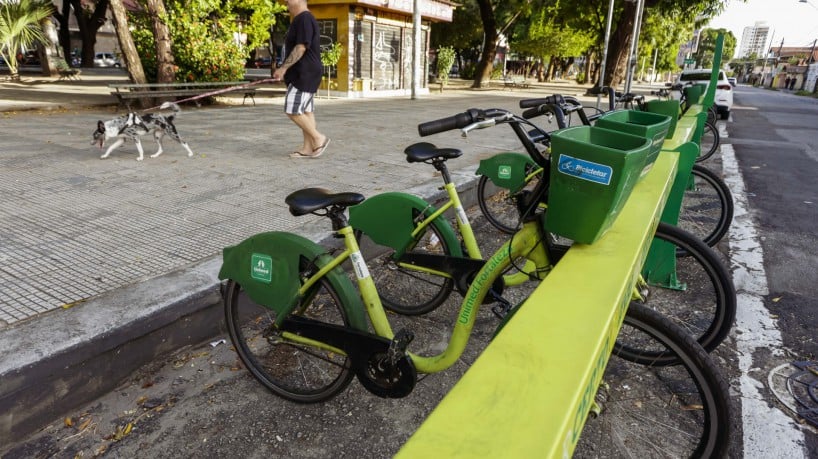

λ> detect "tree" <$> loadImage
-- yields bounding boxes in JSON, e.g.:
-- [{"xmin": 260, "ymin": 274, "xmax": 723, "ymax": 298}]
[
  {"xmin": 129, "ymin": 0, "xmax": 283, "ymax": 83},
  {"xmin": 513, "ymin": 7, "xmax": 594, "ymax": 82},
  {"xmin": 320, "ymin": 41, "xmax": 342, "ymax": 98},
  {"xmin": 693, "ymin": 28, "xmax": 736, "ymax": 69},
  {"xmin": 109, "ymin": 0, "xmax": 147, "ymax": 91},
  {"xmin": 0, "ymin": 0, "xmax": 54, "ymax": 81},
  {"xmin": 69, "ymin": 0, "xmax": 110, "ymax": 68},
  {"xmin": 471, "ymin": 0, "xmax": 534, "ymax": 88},
  {"xmin": 145, "ymin": 0, "xmax": 174, "ymax": 84}
]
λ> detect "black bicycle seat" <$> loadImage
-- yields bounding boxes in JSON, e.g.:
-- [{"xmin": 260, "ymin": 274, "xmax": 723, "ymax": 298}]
[
  {"xmin": 404, "ymin": 142, "xmax": 463, "ymax": 163},
  {"xmin": 285, "ymin": 188, "xmax": 365, "ymax": 216}
]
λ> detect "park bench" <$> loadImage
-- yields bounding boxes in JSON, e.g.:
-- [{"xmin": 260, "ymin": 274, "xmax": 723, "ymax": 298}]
[
  {"xmin": 502, "ymin": 75, "xmax": 530, "ymax": 90},
  {"xmin": 109, "ymin": 81, "xmax": 257, "ymax": 110},
  {"xmin": 54, "ymin": 57, "xmax": 81, "ymax": 81}
]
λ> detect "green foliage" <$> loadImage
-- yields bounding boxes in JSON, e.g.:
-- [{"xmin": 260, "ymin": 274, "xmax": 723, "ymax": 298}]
[
  {"xmin": 436, "ymin": 46, "xmax": 456, "ymax": 85},
  {"xmin": 0, "ymin": 0, "xmax": 54, "ymax": 80},
  {"xmin": 693, "ymin": 28, "xmax": 737, "ymax": 68},
  {"xmin": 514, "ymin": 8, "xmax": 594, "ymax": 59},
  {"xmin": 130, "ymin": 0, "xmax": 284, "ymax": 83},
  {"xmin": 575, "ymin": 72, "xmax": 586, "ymax": 84},
  {"xmin": 320, "ymin": 42, "xmax": 343, "ymax": 67}
]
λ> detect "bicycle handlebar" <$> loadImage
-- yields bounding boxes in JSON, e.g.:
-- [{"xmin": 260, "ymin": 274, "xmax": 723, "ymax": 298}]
[
  {"xmin": 417, "ymin": 108, "xmax": 484, "ymax": 137},
  {"xmin": 518, "ymin": 94, "xmax": 565, "ymax": 109}
]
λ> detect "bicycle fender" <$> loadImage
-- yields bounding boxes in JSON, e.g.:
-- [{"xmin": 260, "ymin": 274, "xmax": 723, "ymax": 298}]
[
  {"xmin": 348, "ymin": 192, "xmax": 462, "ymax": 257},
  {"xmin": 475, "ymin": 152, "xmax": 537, "ymax": 193},
  {"xmin": 218, "ymin": 232, "xmax": 367, "ymax": 330}
]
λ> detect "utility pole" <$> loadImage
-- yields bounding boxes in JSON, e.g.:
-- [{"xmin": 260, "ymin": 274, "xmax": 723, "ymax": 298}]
[
  {"xmin": 760, "ymin": 30, "xmax": 774, "ymax": 87},
  {"xmin": 801, "ymin": 38, "xmax": 817, "ymax": 91},
  {"xmin": 411, "ymin": 0, "xmax": 420, "ymax": 100}
]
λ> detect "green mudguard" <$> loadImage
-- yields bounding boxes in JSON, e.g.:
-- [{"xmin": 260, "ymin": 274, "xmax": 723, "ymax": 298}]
[
  {"xmin": 348, "ymin": 192, "xmax": 463, "ymax": 258},
  {"xmin": 476, "ymin": 152, "xmax": 538, "ymax": 194},
  {"xmin": 218, "ymin": 231, "xmax": 367, "ymax": 330}
]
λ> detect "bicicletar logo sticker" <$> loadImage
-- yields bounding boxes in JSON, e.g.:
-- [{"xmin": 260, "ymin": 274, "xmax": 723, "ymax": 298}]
[
  {"xmin": 557, "ymin": 154, "xmax": 613, "ymax": 185},
  {"xmin": 250, "ymin": 253, "xmax": 273, "ymax": 283},
  {"xmin": 498, "ymin": 165, "xmax": 512, "ymax": 179}
]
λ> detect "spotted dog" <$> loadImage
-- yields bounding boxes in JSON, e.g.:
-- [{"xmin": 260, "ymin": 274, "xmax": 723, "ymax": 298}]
[{"xmin": 92, "ymin": 102, "xmax": 194, "ymax": 161}]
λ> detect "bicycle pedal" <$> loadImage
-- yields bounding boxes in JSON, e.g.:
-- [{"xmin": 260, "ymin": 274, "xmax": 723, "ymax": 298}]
[{"xmin": 387, "ymin": 329, "xmax": 415, "ymax": 366}]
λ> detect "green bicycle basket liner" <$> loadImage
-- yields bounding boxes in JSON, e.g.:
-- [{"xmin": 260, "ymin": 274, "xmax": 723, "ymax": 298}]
[
  {"xmin": 545, "ymin": 126, "xmax": 651, "ymax": 244},
  {"xmin": 593, "ymin": 109, "xmax": 671, "ymax": 178}
]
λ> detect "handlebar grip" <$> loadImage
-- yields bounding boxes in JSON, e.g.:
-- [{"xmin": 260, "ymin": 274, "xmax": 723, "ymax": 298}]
[
  {"xmin": 519, "ymin": 95, "xmax": 564, "ymax": 109},
  {"xmin": 418, "ymin": 109, "xmax": 480, "ymax": 136}
]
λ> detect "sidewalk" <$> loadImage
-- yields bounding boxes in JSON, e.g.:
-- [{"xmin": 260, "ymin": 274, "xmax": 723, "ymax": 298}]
[{"xmin": 0, "ymin": 68, "xmax": 592, "ymax": 447}]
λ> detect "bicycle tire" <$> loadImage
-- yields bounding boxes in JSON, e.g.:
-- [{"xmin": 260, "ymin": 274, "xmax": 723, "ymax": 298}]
[
  {"xmin": 576, "ymin": 302, "xmax": 732, "ymax": 458},
  {"xmin": 626, "ymin": 222, "xmax": 736, "ymax": 357},
  {"xmin": 356, "ymin": 221, "xmax": 455, "ymax": 315},
  {"xmin": 696, "ymin": 121, "xmax": 720, "ymax": 162},
  {"xmin": 477, "ymin": 170, "xmax": 542, "ymax": 235},
  {"xmin": 224, "ymin": 279, "xmax": 354, "ymax": 403},
  {"xmin": 678, "ymin": 165, "xmax": 734, "ymax": 248}
]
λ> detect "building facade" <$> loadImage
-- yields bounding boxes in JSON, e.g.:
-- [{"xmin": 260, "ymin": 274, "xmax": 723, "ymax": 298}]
[
  {"xmin": 305, "ymin": 0, "xmax": 455, "ymax": 97},
  {"xmin": 738, "ymin": 21, "xmax": 770, "ymax": 59}
]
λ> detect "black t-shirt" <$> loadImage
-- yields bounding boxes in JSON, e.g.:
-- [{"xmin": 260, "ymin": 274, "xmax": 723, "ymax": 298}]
[{"xmin": 283, "ymin": 11, "xmax": 323, "ymax": 93}]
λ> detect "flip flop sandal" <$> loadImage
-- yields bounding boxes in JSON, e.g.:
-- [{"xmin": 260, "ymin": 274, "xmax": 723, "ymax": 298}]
[{"xmin": 312, "ymin": 138, "xmax": 331, "ymax": 157}]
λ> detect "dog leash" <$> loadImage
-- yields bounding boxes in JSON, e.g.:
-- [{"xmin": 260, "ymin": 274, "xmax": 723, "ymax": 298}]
[{"xmin": 141, "ymin": 77, "xmax": 280, "ymax": 112}]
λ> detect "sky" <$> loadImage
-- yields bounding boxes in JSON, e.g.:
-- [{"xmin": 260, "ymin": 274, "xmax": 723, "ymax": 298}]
[{"xmin": 706, "ymin": 0, "xmax": 818, "ymax": 52}]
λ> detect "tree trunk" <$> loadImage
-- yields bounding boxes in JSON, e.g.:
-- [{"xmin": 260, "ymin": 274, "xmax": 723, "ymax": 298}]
[
  {"xmin": 146, "ymin": 0, "xmax": 175, "ymax": 84},
  {"xmin": 39, "ymin": 18, "xmax": 61, "ymax": 77},
  {"xmin": 584, "ymin": 51, "xmax": 593, "ymax": 84},
  {"xmin": 70, "ymin": 0, "xmax": 110, "ymax": 68},
  {"xmin": 471, "ymin": 0, "xmax": 497, "ymax": 89},
  {"xmin": 601, "ymin": 0, "xmax": 636, "ymax": 88},
  {"xmin": 108, "ymin": 0, "xmax": 150, "ymax": 106},
  {"xmin": 54, "ymin": 2, "xmax": 73, "ymax": 64}
]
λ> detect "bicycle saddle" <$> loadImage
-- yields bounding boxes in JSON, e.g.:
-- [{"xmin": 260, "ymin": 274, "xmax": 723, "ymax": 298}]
[
  {"xmin": 404, "ymin": 142, "xmax": 462, "ymax": 163},
  {"xmin": 285, "ymin": 187, "xmax": 365, "ymax": 216}
]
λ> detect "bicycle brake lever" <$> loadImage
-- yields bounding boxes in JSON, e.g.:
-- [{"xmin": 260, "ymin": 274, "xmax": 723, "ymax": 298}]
[{"xmin": 461, "ymin": 118, "xmax": 496, "ymax": 137}]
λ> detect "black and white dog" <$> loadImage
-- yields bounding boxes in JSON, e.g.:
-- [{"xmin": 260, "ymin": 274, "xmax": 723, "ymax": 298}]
[{"xmin": 92, "ymin": 102, "xmax": 194, "ymax": 161}]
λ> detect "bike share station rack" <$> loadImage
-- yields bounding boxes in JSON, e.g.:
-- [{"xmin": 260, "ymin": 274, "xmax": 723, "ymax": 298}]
[{"xmin": 398, "ymin": 37, "xmax": 726, "ymax": 458}]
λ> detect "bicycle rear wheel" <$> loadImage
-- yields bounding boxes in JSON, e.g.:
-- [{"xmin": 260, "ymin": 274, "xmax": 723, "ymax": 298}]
[
  {"xmin": 356, "ymin": 221, "xmax": 455, "ymax": 315},
  {"xmin": 224, "ymin": 279, "xmax": 354, "ymax": 403},
  {"xmin": 678, "ymin": 165, "xmax": 734, "ymax": 248},
  {"xmin": 696, "ymin": 121, "xmax": 720, "ymax": 162},
  {"xmin": 477, "ymin": 170, "xmax": 541, "ymax": 235},
  {"xmin": 629, "ymin": 222, "xmax": 736, "ymax": 357},
  {"xmin": 575, "ymin": 303, "xmax": 732, "ymax": 458}
]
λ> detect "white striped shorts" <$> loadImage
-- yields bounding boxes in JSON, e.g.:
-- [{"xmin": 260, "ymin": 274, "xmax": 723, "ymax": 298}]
[{"xmin": 284, "ymin": 84, "xmax": 315, "ymax": 115}]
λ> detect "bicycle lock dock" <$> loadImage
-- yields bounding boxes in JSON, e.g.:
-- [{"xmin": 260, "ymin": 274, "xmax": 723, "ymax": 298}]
[{"xmin": 397, "ymin": 38, "xmax": 725, "ymax": 458}]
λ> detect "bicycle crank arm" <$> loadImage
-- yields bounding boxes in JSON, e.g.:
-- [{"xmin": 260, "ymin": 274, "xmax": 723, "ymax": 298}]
[{"xmin": 281, "ymin": 316, "xmax": 417, "ymax": 398}]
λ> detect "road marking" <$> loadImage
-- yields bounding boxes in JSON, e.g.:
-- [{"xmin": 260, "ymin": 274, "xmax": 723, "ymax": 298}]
[{"xmin": 722, "ymin": 143, "xmax": 807, "ymax": 458}]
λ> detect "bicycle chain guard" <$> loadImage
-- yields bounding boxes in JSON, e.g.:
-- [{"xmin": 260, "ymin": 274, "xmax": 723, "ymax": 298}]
[{"xmin": 280, "ymin": 316, "xmax": 417, "ymax": 398}]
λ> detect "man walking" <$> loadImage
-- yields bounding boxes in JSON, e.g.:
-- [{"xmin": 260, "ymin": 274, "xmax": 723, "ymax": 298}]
[{"xmin": 273, "ymin": 0, "xmax": 330, "ymax": 158}]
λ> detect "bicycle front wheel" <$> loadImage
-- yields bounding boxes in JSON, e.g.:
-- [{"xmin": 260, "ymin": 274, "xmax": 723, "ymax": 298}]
[
  {"xmin": 696, "ymin": 121, "xmax": 720, "ymax": 162},
  {"xmin": 224, "ymin": 279, "xmax": 354, "ymax": 403},
  {"xmin": 678, "ymin": 165, "xmax": 734, "ymax": 248},
  {"xmin": 629, "ymin": 222, "xmax": 736, "ymax": 357},
  {"xmin": 356, "ymin": 221, "xmax": 455, "ymax": 315},
  {"xmin": 576, "ymin": 303, "xmax": 732, "ymax": 458}
]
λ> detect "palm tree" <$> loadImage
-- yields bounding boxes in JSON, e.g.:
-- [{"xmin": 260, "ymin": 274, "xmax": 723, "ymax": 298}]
[{"xmin": 0, "ymin": 0, "xmax": 54, "ymax": 81}]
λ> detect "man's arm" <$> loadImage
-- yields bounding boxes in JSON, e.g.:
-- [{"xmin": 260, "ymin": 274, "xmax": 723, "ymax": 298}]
[{"xmin": 273, "ymin": 44, "xmax": 307, "ymax": 81}]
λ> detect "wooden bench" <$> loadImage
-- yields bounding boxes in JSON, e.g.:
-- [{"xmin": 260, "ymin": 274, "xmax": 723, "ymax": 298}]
[
  {"xmin": 502, "ymin": 75, "xmax": 531, "ymax": 90},
  {"xmin": 54, "ymin": 58, "xmax": 81, "ymax": 81},
  {"xmin": 109, "ymin": 81, "xmax": 257, "ymax": 109}
]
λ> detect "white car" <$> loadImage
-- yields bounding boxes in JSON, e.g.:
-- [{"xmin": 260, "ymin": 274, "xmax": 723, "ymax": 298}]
[
  {"xmin": 673, "ymin": 68, "xmax": 733, "ymax": 119},
  {"xmin": 93, "ymin": 52, "xmax": 121, "ymax": 67}
]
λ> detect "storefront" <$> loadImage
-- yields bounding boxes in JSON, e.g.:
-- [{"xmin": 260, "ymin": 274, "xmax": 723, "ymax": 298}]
[{"xmin": 307, "ymin": 0, "xmax": 455, "ymax": 97}]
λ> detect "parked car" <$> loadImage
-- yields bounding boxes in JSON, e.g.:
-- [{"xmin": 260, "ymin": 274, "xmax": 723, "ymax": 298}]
[
  {"xmin": 93, "ymin": 52, "xmax": 121, "ymax": 67},
  {"xmin": 727, "ymin": 77, "xmax": 737, "ymax": 87},
  {"xmin": 673, "ymin": 68, "xmax": 733, "ymax": 119}
]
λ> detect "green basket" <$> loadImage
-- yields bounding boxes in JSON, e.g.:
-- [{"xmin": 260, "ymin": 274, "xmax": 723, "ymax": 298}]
[
  {"xmin": 594, "ymin": 110, "xmax": 672, "ymax": 178},
  {"xmin": 644, "ymin": 100, "xmax": 681, "ymax": 139},
  {"xmin": 545, "ymin": 126, "xmax": 651, "ymax": 244}
]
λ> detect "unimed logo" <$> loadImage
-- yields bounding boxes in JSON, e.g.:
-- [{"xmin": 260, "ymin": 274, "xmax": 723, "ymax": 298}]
[{"xmin": 557, "ymin": 154, "xmax": 613, "ymax": 185}]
